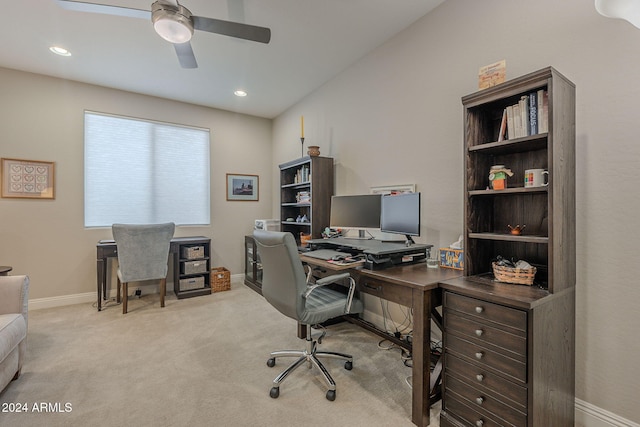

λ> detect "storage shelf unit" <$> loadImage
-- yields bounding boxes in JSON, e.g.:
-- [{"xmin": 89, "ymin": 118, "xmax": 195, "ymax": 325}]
[
  {"xmin": 279, "ymin": 156, "xmax": 334, "ymax": 247},
  {"xmin": 440, "ymin": 67, "xmax": 576, "ymax": 427},
  {"xmin": 173, "ymin": 237, "xmax": 211, "ymax": 299}
]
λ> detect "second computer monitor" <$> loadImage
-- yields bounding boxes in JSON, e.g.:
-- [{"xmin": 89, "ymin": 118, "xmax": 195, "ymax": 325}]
[{"xmin": 380, "ymin": 192, "xmax": 421, "ymax": 244}]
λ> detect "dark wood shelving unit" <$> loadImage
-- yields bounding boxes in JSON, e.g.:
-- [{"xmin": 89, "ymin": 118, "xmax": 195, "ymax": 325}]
[
  {"xmin": 440, "ymin": 67, "xmax": 576, "ymax": 427},
  {"xmin": 279, "ymin": 156, "xmax": 334, "ymax": 248}
]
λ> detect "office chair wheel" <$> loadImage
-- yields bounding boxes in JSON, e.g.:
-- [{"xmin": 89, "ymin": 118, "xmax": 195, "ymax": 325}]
[
  {"xmin": 326, "ymin": 390, "xmax": 336, "ymax": 401},
  {"xmin": 267, "ymin": 358, "xmax": 276, "ymax": 367},
  {"xmin": 270, "ymin": 387, "xmax": 280, "ymax": 398},
  {"xmin": 344, "ymin": 361, "xmax": 353, "ymax": 370}
]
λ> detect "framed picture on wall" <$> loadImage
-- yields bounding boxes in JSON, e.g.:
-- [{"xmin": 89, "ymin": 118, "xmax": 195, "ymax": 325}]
[
  {"xmin": 226, "ymin": 173, "xmax": 259, "ymax": 201},
  {"xmin": 1, "ymin": 158, "xmax": 55, "ymax": 199}
]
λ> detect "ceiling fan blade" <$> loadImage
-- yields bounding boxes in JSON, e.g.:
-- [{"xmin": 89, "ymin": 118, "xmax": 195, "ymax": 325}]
[
  {"xmin": 56, "ymin": 0, "xmax": 150, "ymax": 20},
  {"xmin": 174, "ymin": 42, "xmax": 198, "ymax": 69},
  {"xmin": 192, "ymin": 16, "xmax": 271, "ymax": 44}
]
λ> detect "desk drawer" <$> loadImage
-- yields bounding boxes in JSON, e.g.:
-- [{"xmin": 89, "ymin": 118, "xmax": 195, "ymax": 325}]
[
  {"xmin": 446, "ymin": 334, "xmax": 526, "ymax": 384},
  {"xmin": 445, "ymin": 292, "xmax": 526, "ymax": 334},
  {"xmin": 444, "ymin": 394, "xmax": 506, "ymax": 427},
  {"xmin": 445, "ymin": 353, "xmax": 527, "ymax": 411},
  {"xmin": 445, "ymin": 312, "xmax": 526, "ymax": 359},
  {"xmin": 445, "ymin": 374, "xmax": 527, "ymax": 426},
  {"xmin": 357, "ymin": 276, "xmax": 411, "ymax": 307}
]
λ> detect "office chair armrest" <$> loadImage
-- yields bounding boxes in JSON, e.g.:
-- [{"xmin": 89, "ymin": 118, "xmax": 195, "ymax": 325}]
[{"xmin": 303, "ymin": 272, "xmax": 357, "ymax": 314}]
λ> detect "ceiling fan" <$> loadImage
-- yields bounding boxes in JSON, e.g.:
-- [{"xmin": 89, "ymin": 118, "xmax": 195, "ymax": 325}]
[{"xmin": 56, "ymin": 0, "xmax": 271, "ymax": 69}]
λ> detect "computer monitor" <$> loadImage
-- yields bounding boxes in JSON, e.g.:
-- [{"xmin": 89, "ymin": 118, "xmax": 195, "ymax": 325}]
[
  {"xmin": 380, "ymin": 192, "xmax": 421, "ymax": 245},
  {"xmin": 329, "ymin": 194, "xmax": 381, "ymax": 238}
]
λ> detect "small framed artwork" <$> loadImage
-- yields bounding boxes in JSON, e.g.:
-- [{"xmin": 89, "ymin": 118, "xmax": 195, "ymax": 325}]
[
  {"xmin": 370, "ymin": 184, "xmax": 415, "ymax": 195},
  {"xmin": 226, "ymin": 173, "xmax": 259, "ymax": 201},
  {"xmin": 1, "ymin": 158, "xmax": 55, "ymax": 199}
]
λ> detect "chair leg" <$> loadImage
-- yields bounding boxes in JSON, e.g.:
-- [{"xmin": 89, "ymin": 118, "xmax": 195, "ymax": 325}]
[
  {"xmin": 122, "ymin": 282, "xmax": 128, "ymax": 314},
  {"xmin": 160, "ymin": 278, "xmax": 166, "ymax": 308},
  {"xmin": 116, "ymin": 277, "xmax": 121, "ymax": 303},
  {"xmin": 266, "ymin": 325, "xmax": 354, "ymax": 401}
]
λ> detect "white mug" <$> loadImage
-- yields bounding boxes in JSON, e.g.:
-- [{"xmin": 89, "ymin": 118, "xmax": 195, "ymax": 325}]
[{"xmin": 524, "ymin": 169, "xmax": 549, "ymax": 187}]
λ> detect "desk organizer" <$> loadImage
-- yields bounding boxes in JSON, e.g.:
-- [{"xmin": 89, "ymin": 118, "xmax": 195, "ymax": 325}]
[{"xmin": 211, "ymin": 267, "xmax": 231, "ymax": 292}]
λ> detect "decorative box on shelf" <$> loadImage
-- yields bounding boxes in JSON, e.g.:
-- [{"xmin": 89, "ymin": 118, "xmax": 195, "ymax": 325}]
[{"xmin": 439, "ymin": 248, "xmax": 464, "ymax": 270}]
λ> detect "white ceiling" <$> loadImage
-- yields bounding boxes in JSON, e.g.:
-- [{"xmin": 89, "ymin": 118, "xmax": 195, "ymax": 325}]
[{"xmin": 0, "ymin": 0, "xmax": 444, "ymax": 119}]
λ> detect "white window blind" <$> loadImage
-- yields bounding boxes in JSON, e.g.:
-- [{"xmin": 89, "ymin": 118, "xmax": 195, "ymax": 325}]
[{"xmin": 84, "ymin": 111, "xmax": 210, "ymax": 227}]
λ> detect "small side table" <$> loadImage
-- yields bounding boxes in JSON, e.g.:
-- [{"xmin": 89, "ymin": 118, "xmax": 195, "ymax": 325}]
[{"xmin": 0, "ymin": 266, "xmax": 12, "ymax": 276}]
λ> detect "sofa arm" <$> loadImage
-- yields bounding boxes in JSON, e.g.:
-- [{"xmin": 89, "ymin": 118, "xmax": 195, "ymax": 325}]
[{"xmin": 0, "ymin": 275, "xmax": 29, "ymax": 323}]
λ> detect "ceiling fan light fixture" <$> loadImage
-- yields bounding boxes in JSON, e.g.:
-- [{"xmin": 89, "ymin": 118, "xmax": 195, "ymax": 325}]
[
  {"xmin": 595, "ymin": 0, "xmax": 640, "ymax": 29},
  {"xmin": 152, "ymin": 1, "xmax": 194, "ymax": 44}
]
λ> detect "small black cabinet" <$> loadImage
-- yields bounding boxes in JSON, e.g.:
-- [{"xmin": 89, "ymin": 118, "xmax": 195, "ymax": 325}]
[
  {"xmin": 173, "ymin": 237, "xmax": 211, "ymax": 299},
  {"xmin": 244, "ymin": 235, "xmax": 262, "ymax": 294}
]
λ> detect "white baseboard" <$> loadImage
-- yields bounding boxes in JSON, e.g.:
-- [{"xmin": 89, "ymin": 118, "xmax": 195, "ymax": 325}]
[
  {"xmin": 28, "ymin": 274, "xmax": 245, "ymax": 311},
  {"xmin": 575, "ymin": 398, "xmax": 640, "ymax": 427}
]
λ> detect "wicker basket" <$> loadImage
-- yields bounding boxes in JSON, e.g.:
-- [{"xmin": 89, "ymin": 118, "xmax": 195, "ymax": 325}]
[
  {"xmin": 210, "ymin": 267, "xmax": 231, "ymax": 292},
  {"xmin": 492, "ymin": 262, "xmax": 536, "ymax": 286}
]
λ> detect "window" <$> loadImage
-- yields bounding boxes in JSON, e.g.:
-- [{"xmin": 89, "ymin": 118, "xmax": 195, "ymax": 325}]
[{"xmin": 84, "ymin": 111, "xmax": 210, "ymax": 227}]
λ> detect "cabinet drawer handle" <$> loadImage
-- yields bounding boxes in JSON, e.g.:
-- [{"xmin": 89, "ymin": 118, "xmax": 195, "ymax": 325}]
[
  {"xmin": 363, "ymin": 282, "xmax": 382, "ymax": 292},
  {"xmin": 475, "ymin": 329, "xmax": 484, "ymax": 337},
  {"xmin": 476, "ymin": 374, "xmax": 484, "ymax": 382},
  {"xmin": 475, "ymin": 306, "xmax": 484, "ymax": 314},
  {"xmin": 476, "ymin": 397, "xmax": 484, "ymax": 405},
  {"xmin": 476, "ymin": 421, "xmax": 484, "ymax": 427},
  {"xmin": 475, "ymin": 351, "xmax": 484, "ymax": 360}
]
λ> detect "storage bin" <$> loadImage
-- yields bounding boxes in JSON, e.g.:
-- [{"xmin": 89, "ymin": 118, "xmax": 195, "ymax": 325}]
[
  {"xmin": 179, "ymin": 276, "xmax": 205, "ymax": 291},
  {"xmin": 181, "ymin": 246, "xmax": 205, "ymax": 259},
  {"xmin": 211, "ymin": 267, "xmax": 231, "ymax": 292},
  {"xmin": 181, "ymin": 260, "xmax": 208, "ymax": 275}
]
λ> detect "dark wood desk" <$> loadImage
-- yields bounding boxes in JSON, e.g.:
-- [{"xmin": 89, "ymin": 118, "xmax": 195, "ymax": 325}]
[
  {"xmin": 96, "ymin": 236, "xmax": 210, "ymax": 311},
  {"xmin": 300, "ymin": 255, "xmax": 461, "ymax": 427}
]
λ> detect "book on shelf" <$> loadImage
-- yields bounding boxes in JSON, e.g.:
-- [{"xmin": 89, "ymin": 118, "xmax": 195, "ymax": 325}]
[
  {"xmin": 529, "ymin": 92, "xmax": 538, "ymax": 135},
  {"xmin": 499, "ymin": 89, "xmax": 548, "ymax": 140},
  {"xmin": 498, "ymin": 108, "xmax": 507, "ymax": 141}
]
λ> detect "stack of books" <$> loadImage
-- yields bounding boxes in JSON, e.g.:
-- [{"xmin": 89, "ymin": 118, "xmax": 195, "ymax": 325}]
[{"xmin": 498, "ymin": 89, "xmax": 548, "ymax": 141}]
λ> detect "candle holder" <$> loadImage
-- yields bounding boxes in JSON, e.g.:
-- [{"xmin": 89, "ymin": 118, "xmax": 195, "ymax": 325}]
[{"xmin": 300, "ymin": 137, "xmax": 305, "ymax": 158}]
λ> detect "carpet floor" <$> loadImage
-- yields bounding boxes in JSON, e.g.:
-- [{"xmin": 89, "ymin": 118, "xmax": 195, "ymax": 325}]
[{"xmin": 0, "ymin": 280, "xmax": 440, "ymax": 427}]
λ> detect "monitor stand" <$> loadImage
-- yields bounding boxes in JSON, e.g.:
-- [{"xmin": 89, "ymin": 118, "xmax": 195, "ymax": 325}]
[{"xmin": 342, "ymin": 230, "xmax": 374, "ymax": 240}]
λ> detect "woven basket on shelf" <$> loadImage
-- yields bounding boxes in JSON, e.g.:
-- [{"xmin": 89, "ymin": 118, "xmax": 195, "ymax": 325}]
[
  {"xmin": 492, "ymin": 262, "xmax": 536, "ymax": 286},
  {"xmin": 211, "ymin": 267, "xmax": 231, "ymax": 292}
]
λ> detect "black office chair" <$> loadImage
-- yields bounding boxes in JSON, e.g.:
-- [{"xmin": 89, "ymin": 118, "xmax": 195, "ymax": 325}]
[
  {"xmin": 253, "ymin": 230, "xmax": 363, "ymax": 401},
  {"xmin": 112, "ymin": 223, "xmax": 175, "ymax": 314}
]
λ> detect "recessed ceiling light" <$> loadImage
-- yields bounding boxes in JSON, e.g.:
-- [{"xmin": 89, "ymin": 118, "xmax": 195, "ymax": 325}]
[
  {"xmin": 49, "ymin": 46, "xmax": 71, "ymax": 57},
  {"xmin": 234, "ymin": 90, "xmax": 248, "ymax": 97}
]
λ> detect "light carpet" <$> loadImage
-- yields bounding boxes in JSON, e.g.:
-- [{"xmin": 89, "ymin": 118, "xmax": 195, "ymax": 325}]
[{"xmin": 0, "ymin": 280, "xmax": 440, "ymax": 427}]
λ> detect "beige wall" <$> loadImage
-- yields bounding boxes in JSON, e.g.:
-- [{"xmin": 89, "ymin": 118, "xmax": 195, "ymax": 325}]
[
  {"xmin": 272, "ymin": 0, "xmax": 640, "ymax": 423},
  {"xmin": 0, "ymin": 67, "xmax": 273, "ymax": 300}
]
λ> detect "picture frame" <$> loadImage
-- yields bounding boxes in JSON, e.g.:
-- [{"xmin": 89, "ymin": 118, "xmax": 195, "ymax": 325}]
[
  {"xmin": 1, "ymin": 158, "xmax": 55, "ymax": 199},
  {"xmin": 226, "ymin": 173, "xmax": 259, "ymax": 201},
  {"xmin": 370, "ymin": 184, "xmax": 415, "ymax": 195}
]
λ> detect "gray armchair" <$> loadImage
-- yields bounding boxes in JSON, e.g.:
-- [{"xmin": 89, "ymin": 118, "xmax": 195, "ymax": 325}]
[
  {"xmin": 253, "ymin": 230, "xmax": 363, "ymax": 401},
  {"xmin": 112, "ymin": 223, "xmax": 175, "ymax": 314}
]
